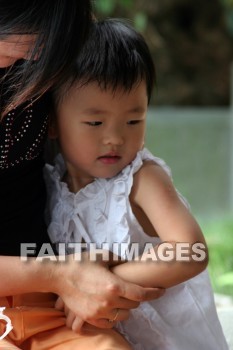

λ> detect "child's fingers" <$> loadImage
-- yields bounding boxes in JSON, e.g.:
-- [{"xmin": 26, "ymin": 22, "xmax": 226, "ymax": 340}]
[
  {"xmin": 55, "ymin": 296, "xmax": 65, "ymax": 310},
  {"xmin": 65, "ymin": 311, "xmax": 77, "ymax": 329},
  {"xmin": 71, "ymin": 316, "xmax": 84, "ymax": 333}
]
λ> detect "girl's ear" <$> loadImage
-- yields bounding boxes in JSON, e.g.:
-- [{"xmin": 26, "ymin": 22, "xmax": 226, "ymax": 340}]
[{"xmin": 48, "ymin": 112, "xmax": 58, "ymax": 139}]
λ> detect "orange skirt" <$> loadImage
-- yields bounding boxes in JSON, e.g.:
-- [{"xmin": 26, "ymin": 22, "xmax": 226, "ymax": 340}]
[{"xmin": 0, "ymin": 293, "xmax": 131, "ymax": 350}]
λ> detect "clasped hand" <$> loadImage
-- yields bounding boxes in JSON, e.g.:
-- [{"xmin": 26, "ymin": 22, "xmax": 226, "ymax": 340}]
[{"xmin": 54, "ymin": 252, "xmax": 165, "ymax": 332}]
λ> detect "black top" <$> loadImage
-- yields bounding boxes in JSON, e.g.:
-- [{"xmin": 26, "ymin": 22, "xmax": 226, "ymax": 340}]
[{"xmin": 0, "ymin": 67, "xmax": 52, "ymax": 256}]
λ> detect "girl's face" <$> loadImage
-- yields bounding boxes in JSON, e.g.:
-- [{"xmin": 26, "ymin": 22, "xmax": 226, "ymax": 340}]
[
  {"xmin": 0, "ymin": 34, "xmax": 38, "ymax": 68},
  {"xmin": 51, "ymin": 81, "xmax": 148, "ymax": 186}
]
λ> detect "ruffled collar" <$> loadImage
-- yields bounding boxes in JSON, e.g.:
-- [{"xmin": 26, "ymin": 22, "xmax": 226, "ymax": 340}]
[{"xmin": 51, "ymin": 149, "xmax": 147, "ymax": 199}]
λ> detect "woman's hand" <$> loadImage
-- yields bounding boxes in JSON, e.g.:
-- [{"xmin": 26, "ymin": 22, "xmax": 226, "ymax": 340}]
[
  {"xmin": 51, "ymin": 252, "xmax": 165, "ymax": 332},
  {"xmin": 55, "ymin": 298, "xmax": 83, "ymax": 331},
  {"xmin": 55, "ymin": 295, "xmax": 138, "ymax": 332}
]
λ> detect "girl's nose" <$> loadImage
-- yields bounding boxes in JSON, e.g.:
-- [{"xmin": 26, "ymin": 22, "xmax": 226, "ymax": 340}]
[{"xmin": 102, "ymin": 128, "xmax": 124, "ymax": 146}]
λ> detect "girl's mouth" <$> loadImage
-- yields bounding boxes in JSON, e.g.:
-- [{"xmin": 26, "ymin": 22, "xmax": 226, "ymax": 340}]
[{"xmin": 98, "ymin": 155, "xmax": 121, "ymax": 164}]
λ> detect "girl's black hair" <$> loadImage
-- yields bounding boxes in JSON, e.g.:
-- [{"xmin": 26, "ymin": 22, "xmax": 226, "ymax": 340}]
[
  {"xmin": 0, "ymin": 0, "xmax": 92, "ymax": 117},
  {"xmin": 54, "ymin": 18, "xmax": 156, "ymax": 105}
]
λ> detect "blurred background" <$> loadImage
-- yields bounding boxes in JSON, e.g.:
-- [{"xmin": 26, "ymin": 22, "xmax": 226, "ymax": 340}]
[{"xmin": 93, "ymin": 0, "xmax": 233, "ymax": 297}]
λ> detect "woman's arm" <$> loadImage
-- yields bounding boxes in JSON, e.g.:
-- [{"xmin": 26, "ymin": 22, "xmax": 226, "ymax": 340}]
[
  {"xmin": 0, "ymin": 251, "xmax": 164, "ymax": 329},
  {"xmin": 112, "ymin": 161, "xmax": 208, "ymax": 288},
  {"xmin": 0, "ymin": 255, "xmax": 52, "ymax": 296}
]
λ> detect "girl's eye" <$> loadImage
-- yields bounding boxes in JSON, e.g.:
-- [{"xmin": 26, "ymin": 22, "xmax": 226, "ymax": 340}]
[
  {"xmin": 85, "ymin": 121, "xmax": 102, "ymax": 126},
  {"xmin": 127, "ymin": 120, "xmax": 141, "ymax": 125}
]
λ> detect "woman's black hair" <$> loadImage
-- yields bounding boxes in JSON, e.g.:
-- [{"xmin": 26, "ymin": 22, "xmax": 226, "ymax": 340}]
[
  {"xmin": 54, "ymin": 18, "xmax": 156, "ymax": 105},
  {"xmin": 0, "ymin": 0, "xmax": 92, "ymax": 117}
]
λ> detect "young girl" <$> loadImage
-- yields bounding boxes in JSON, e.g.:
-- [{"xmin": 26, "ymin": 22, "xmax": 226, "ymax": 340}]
[
  {"xmin": 0, "ymin": 3, "xmax": 162, "ymax": 349},
  {"xmin": 45, "ymin": 19, "xmax": 228, "ymax": 349}
]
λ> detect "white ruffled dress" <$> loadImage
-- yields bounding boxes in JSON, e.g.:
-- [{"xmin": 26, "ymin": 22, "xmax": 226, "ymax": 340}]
[{"xmin": 44, "ymin": 148, "xmax": 228, "ymax": 350}]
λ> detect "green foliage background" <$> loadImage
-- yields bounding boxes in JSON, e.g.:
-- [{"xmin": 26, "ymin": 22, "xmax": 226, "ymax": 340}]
[{"xmin": 93, "ymin": 0, "xmax": 233, "ymax": 106}]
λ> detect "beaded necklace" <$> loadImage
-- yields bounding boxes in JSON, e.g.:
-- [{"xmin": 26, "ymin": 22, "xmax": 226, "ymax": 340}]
[{"xmin": 0, "ymin": 100, "xmax": 48, "ymax": 170}]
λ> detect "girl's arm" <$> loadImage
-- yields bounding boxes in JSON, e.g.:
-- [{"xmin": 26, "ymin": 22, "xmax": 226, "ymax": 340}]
[{"xmin": 112, "ymin": 161, "xmax": 208, "ymax": 288}]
